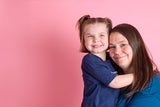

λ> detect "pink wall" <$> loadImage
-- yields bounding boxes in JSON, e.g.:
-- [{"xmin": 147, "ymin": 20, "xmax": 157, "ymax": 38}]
[{"xmin": 0, "ymin": 0, "xmax": 159, "ymax": 107}]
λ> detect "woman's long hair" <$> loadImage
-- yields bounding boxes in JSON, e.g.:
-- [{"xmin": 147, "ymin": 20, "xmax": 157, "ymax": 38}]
[{"xmin": 109, "ymin": 23, "xmax": 159, "ymax": 97}]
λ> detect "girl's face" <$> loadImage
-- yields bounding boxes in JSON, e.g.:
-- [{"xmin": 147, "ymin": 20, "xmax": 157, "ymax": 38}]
[
  {"xmin": 109, "ymin": 32, "xmax": 133, "ymax": 71},
  {"xmin": 83, "ymin": 23, "xmax": 108, "ymax": 55}
]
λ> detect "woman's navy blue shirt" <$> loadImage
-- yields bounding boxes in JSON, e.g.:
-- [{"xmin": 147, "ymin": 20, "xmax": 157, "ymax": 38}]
[{"xmin": 81, "ymin": 53, "xmax": 119, "ymax": 107}]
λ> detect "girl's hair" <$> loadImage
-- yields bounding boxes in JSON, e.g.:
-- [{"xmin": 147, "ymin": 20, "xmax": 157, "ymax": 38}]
[
  {"xmin": 109, "ymin": 23, "xmax": 159, "ymax": 97},
  {"xmin": 76, "ymin": 15, "xmax": 112, "ymax": 53}
]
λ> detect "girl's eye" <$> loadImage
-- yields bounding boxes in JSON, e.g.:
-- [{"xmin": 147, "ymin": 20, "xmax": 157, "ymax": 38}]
[
  {"xmin": 88, "ymin": 35, "xmax": 93, "ymax": 37},
  {"xmin": 87, "ymin": 35, "xmax": 93, "ymax": 38},
  {"xmin": 100, "ymin": 34, "xmax": 104, "ymax": 36}
]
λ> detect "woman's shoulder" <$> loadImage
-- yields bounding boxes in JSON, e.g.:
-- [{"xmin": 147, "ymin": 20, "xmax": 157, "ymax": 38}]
[
  {"xmin": 120, "ymin": 74, "xmax": 160, "ymax": 107},
  {"xmin": 126, "ymin": 74, "xmax": 160, "ymax": 106},
  {"xmin": 138, "ymin": 74, "xmax": 160, "ymax": 95}
]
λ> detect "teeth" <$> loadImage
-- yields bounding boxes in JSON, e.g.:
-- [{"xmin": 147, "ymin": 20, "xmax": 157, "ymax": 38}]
[{"xmin": 93, "ymin": 45, "xmax": 100, "ymax": 48}]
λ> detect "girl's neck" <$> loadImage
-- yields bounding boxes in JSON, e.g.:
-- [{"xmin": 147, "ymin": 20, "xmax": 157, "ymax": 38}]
[{"xmin": 92, "ymin": 52, "xmax": 106, "ymax": 61}]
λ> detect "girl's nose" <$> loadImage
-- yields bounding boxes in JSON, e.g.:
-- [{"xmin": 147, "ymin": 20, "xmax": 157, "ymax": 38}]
[{"xmin": 93, "ymin": 37, "xmax": 100, "ymax": 42}]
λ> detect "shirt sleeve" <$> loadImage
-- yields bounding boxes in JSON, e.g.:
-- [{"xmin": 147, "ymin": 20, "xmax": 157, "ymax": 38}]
[{"xmin": 82, "ymin": 54, "xmax": 117, "ymax": 86}]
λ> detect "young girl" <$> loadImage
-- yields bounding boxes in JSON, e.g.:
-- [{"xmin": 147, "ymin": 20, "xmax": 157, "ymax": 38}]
[{"xmin": 76, "ymin": 15, "xmax": 133, "ymax": 107}]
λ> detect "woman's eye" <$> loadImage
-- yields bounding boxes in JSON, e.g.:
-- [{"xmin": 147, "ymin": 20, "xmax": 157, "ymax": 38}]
[
  {"xmin": 109, "ymin": 45, "xmax": 115, "ymax": 49},
  {"xmin": 120, "ymin": 44, "xmax": 127, "ymax": 47}
]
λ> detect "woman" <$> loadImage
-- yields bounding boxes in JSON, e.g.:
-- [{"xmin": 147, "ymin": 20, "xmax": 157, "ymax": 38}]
[{"xmin": 108, "ymin": 23, "xmax": 160, "ymax": 107}]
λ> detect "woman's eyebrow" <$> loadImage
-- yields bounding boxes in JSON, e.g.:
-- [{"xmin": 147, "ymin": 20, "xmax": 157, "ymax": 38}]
[{"xmin": 109, "ymin": 40, "xmax": 126, "ymax": 45}]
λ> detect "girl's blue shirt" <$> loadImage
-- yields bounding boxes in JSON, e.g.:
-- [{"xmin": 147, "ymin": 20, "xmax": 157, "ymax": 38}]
[{"xmin": 81, "ymin": 53, "xmax": 119, "ymax": 107}]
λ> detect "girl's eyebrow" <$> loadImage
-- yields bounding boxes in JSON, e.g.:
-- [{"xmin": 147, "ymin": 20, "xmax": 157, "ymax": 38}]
[
  {"xmin": 84, "ymin": 33, "xmax": 92, "ymax": 36},
  {"xmin": 100, "ymin": 32, "xmax": 108, "ymax": 34},
  {"xmin": 84, "ymin": 33, "xmax": 90, "ymax": 35}
]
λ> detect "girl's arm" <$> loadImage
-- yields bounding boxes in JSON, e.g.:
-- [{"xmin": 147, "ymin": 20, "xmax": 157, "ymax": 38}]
[{"xmin": 108, "ymin": 74, "xmax": 133, "ymax": 88}]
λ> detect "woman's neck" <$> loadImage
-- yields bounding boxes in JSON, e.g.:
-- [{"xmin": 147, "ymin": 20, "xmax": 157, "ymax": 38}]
[{"xmin": 123, "ymin": 67, "xmax": 133, "ymax": 74}]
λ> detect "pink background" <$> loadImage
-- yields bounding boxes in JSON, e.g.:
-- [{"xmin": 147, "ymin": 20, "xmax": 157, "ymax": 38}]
[{"xmin": 0, "ymin": 0, "xmax": 159, "ymax": 107}]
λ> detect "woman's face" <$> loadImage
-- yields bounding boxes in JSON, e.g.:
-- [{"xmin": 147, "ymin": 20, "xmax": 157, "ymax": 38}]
[{"xmin": 109, "ymin": 32, "xmax": 133, "ymax": 71}]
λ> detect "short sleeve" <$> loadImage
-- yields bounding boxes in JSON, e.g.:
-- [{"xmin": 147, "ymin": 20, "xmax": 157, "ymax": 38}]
[{"xmin": 82, "ymin": 54, "xmax": 117, "ymax": 85}]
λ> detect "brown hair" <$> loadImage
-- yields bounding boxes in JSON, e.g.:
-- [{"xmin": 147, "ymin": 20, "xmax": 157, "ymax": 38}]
[
  {"xmin": 76, "ymin": 15, "xmax": 112, "ymax": 53},
  {"xmin": 109, "ymin": 23, "xmax": 159, "ymax": 97}
]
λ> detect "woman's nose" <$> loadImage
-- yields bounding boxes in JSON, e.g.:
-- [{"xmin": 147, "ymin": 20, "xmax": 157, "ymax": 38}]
[{"xmin": 114, "ymin": 46, "xmax": 121, "ymax": 54}]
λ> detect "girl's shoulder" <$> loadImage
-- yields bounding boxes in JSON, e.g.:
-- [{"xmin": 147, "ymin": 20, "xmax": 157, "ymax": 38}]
[{"xmin": 83, "ymin": 53, "xmax": 104, "ymax": 62}]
